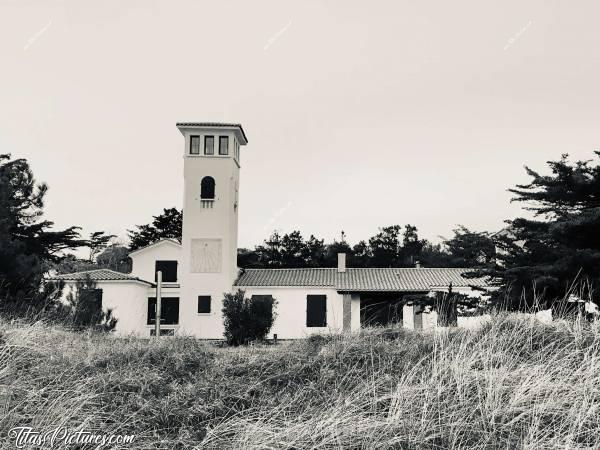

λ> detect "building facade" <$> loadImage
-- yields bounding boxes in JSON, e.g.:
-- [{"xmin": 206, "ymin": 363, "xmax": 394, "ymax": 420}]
[{"xmin": 52, "ymin": 122, "xmax": 489, "ymax": 338}]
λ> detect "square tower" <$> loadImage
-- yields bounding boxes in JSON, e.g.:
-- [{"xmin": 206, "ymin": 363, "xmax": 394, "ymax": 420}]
[{"xmin": 176, "ymin": 122, "xmax": 248, "ymax": 338}]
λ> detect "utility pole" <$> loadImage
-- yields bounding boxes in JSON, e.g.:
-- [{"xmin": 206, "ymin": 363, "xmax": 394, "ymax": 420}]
[{"xmin": 155, "ymin": 271, "xmax": 162, "ymax": 338}]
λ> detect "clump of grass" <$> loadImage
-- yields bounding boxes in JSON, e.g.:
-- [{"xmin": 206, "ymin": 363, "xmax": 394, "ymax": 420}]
[{"xmin": 1, "ymin": 314, "xmax": 600, "ymax": 449}]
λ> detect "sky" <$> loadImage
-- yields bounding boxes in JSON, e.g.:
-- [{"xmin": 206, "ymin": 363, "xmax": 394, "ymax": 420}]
[{"xmin": 1, "ymin": 0, "xmax": 599, "ymax": 250}]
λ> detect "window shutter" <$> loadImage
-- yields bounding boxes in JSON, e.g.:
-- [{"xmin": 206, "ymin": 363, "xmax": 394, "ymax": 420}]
[
  {"xmin": 306, "ymin": 295, "xmax": 327, "ymax": 327},
  {"xmin": 155, "ymin": 261, "xmax": 178, "ymax": 282},
  {"xmin": 204, "ymin": 136, "xmax": 214, "ymax": 155},
  {"xmin": 197, "ymin": 296, "xmax": 211, "ymax": 313},
  {"xmin": 190, "ymin": 136, "xmax": 200, "ymax": 154},
  {"xmin": 219, "ymin": 136, "xmax": 229, "ymax": 155}
]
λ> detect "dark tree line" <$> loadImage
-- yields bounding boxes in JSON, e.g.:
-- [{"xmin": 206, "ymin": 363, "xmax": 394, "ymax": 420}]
[
  {"xmin": 125, "ymin": 208, "xmax": 498, "ymax": 269},
  {"xmin": 237, "ymin": 226, "xmax": 496, "ymax": 269}
]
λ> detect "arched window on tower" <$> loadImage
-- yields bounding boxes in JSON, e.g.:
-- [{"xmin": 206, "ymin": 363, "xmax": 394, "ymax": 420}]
[{"xmin": 200, "ymin": 176, "xmax": 215, "ymax": 208}]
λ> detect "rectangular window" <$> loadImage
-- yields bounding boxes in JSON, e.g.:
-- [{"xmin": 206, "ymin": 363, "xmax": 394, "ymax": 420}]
[
  {"xmin": 204, "ymin": 135, "xmax": 214, "ymax": 155},
  {"xmin": 147, "ymin": 297, "xmax": 180, "ymax": 325},
  {"xmin": 219, "ymin": 136, "xmax": 229, "ymax": 155},
  {"xmin": 190, "ymin": 135, "xmax": 200, "ymax": 155},
  {"xmin": 306, "ymin": 295, "xmax": 327, "ymax": 327},
  {"xmin": 155, "ymin": 260, "xmax": 178, "ymax": 283},
  {"xmin": 197, "ymin": 295, "xmax": 211, "ymax": 313}
]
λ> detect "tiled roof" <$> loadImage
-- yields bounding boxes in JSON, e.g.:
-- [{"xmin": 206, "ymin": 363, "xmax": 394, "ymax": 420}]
[
  {"xmin": 235, "ymin": 268, "xmax": 488, "ymax": 291},
  {"xmin": 49, "ymin": 269, "xmax": 153, "ymax": 285},
  {"xmin": 235, "ymin": 268, "xmax": 336, "ymax": 287},
  {"xmin": 336, "ymin": 268, "xmax": 488, "ymax": 291},
  {"xmin": 176, "ymin": 122, "xmax": 248, "ymax": 144}
]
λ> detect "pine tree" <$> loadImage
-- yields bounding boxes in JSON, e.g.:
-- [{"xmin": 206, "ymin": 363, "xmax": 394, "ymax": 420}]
[
  {"xmin": 0, "ymin": 154, "xmax": 86, "ymax": 302},
  {"xmin": 127, "ymin": 208, "xmax": 182, "ymax": 250},
  {"xmin": 88, "ymin": 231, "xmax": 115, "ymax": 262},
  {"xmin": 444, "ymin": 226, "xmax": 496, "ymax": 268},
  {"xmin": 492, "ymin": 152, "xmax": 600, "ymax": 308}
]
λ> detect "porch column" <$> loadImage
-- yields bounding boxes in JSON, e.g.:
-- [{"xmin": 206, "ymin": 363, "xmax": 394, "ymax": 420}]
[
  {"xmin": 402, "ymin": 303, "xmax": 423, "ymax": 330},
  {"xmin": 343, "ymin": 293, "xmax": 352, "ymax": 331}
]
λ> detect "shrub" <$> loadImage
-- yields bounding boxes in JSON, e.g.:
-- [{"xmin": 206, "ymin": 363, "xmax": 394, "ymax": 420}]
[{"xmin": 221, "ymin": 289, "xmax": 277, "ymax": 346}]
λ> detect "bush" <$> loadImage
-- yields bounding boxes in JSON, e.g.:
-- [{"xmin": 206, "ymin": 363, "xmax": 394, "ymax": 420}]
[{"xmin": 221, "ymin": 289, "xmax": 277, "ymax": 346}]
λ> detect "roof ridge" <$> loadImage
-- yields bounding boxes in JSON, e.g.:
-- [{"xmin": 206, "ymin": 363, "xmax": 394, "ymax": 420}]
[
  {"xmin": 56, "ymin": 268, "xmax": 110, "ymax": 276},
  {"xmin": 49, "ymin": 268, "xmax": 153, "ymax": 285},
  {"xmin": 129, "ymin": 238, "xmax": 182, "ymax": 255},
  {"xmin": 53, "ymin": 267, "xmax": 134, "ymax": 278},
  {"xmin": 176, "ymin": 122, "xmax": 248, "ymax": 143}
]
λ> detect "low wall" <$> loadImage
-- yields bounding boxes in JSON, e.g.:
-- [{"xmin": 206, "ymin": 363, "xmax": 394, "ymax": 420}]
[{"xmin": 403, "ymin": 304, "xmax": 557, "ymax": 331}]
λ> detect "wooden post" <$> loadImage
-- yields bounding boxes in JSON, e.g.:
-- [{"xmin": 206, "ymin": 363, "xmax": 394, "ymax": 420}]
[{"xmin": 155, "ymin": 271, "xmax": 162, "ymax": 338}]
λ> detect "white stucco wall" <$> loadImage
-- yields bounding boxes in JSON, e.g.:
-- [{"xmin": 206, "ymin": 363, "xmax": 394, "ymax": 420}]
[
  {"xmin": 61, "ymin": 281, "xmax": 151, "ymax": 336},
  {"xmin": 129, "ymin": 240, "xmax": 182, "ymax": 283},
  {"xmin": 177, "ymin": 286, "xmax": 227, "ymax": 339},
  {"xmin": 240, "ymin": 287, "xmax": 344, "ymax": 339}
]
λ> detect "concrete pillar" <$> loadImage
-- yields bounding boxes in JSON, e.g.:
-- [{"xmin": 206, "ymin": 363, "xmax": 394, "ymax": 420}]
[
  {"xmin": 343, "ymin": 293, "xmax": 352, "ymax": 331},
  {"xmin": 403, "ymin": 303, "xmax": 423, "ymax": 330},
  {"xmin": 414, "ymin": 304, "xmax": 423, "ymax": 330},
  {"xmin": 337, "ymin": 253, "xmax": 346, "ymax": 272},
  {"xmin": 403, "ymin": 304, "xmax": 414, "ymax": 330}
]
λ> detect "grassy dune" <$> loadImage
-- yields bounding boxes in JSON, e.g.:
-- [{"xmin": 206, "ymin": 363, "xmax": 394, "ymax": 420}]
[{"xmin": 1, "ymin": 315, "xmax": 600, "ymax": 449}]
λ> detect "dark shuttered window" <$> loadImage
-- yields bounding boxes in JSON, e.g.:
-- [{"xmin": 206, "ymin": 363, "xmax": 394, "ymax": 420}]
[
  {"xmin": 147, "ymin": 297, "xmax": 180, "ymax": 325},
  {"xmin": 190, "ymin": 136, "xmax": 200, "ymax": 154},
  {"xmin": 219, "ymin": 136, "xmax": 229, "ymax": 155},
  {"xmin": 155, "ymin": 260, "xmax": 178, "ymax": 282},
  {"xmin": 197, "ymin": 296, "xmax": 211, "ymax": 313},
  {"xmin": 306, "ymin": 295, "xmax": 327, "ymax": 327}
]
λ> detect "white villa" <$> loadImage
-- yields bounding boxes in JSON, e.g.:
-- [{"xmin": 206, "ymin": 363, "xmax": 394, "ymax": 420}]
[{"xmin": 52, "ymin": 123, "xmax": 488, "ymax": 339}]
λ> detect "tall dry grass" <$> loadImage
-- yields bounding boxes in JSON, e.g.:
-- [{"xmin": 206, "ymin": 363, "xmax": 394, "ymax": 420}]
[{"xmin": 1, "ymin": 314, "xmax": 599, "ymax": 449}]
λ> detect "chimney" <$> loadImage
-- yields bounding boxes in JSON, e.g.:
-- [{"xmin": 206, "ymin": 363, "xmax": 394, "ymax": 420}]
[
  {"xmin": 415, "ymin": 260, "xmax": 421, "ymax": 269},
  {"xmin": 337, "ymin": 253, "xmax": 347, "ymax": 273}
]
